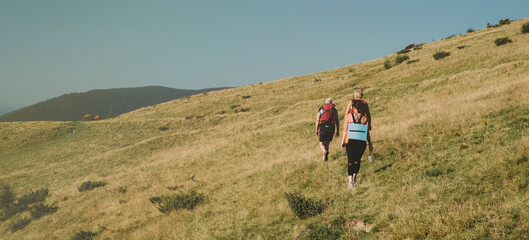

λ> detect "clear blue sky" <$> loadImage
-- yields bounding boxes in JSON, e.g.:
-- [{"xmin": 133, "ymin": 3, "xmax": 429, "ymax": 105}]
[{"xmin": 1, "ymin": 0, "xmax": 528, "ymax": 107}]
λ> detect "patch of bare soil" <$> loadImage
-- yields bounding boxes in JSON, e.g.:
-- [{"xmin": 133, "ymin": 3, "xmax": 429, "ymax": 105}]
[{"xmin": 344, "ymin": 218, "xmax": 373, "ymax": 232}]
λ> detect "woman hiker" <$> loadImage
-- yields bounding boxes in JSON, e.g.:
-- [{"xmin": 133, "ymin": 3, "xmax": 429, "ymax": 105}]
[
  {"xmin": 344, "ymin": 89, "xmax": 372, "ymax": 130},
  {"xmin": 341, "ymin": 100, "xmax": 373, "ymax": 188}
]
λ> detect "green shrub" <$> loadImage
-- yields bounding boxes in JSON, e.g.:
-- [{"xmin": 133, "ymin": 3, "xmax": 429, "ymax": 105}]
[
  {"xmin": 433, "ymin": 51, "xmax": 450, "ymax": 60},
  {"xmin": 499, "ymin": 18, "xmax": 510, "ymax": 26},
  {"xmin": 488, "ymin": 18, "xmax": 510, "ymax": 28},
  {"xmin": 314, "ymin": 78, "xmax": 321, "ymax": 83},
  {"xmin": 242, "ymin": 95, "xmax": 251, "ymax": 99},
  {"xmin": 284, "ymin": 192, "xmax": 326, "ymax": 219},
  {"xmin": 195, "ymin": 115, "xmax": 204, "ymax": 119},
  {"xmin": 457, "ymin": 45, "xmax": 468, "ymax": 49},
  {"xmin": 407, "ymin": 59, "xmax": 420, "ymax": 64},
  {"xmin": 29, "ymin": 203, "xmax": 58, "ymax": 219},
  {"xmin": 0, "ymin": 184, "xmax": 16, "ymax": 214},
  {"xmin": 522, "ymin": 22, "xmax": 529, "ymax": 34},
  {"xmin": 397, "ymin": 49, "xmax": 410, "ymax": 55},
  {"xmin": 158, "ymin": 126, "xmax": 169, "ymax": 131},
  {"xmin": 78, "ymin": 181, "xmax": 106, "ymax": 192},
  {"xmin": 383, "ymin": 60, "xmax": 392, "ymax": 70},
  {"xmin": 414, "ymin": 43, "xmax": 424, "ymax": 50},
  {"xmin": 149, "ymin": 190, "xmax": 207, "ymax": 214},
  {"xmin": 230, "ymin": 105, "xmax": 240, "ymax": 109},
  {"xmin": 303, "ymin": 225, "xmax": 341, "ymax": 240},
  {"xmin": 1, "ymin": 187, "xmax": 49, "ymax": 221},
  {"xmin": 71, "ymin": 230, "xmax": 98, "ymax": 240},
  {"xmin": 71, "ymin": 226, "xmax": 106, "ymax": 240},
  {"xmin": 467, "ymin": 28, "xmax": 474, "ymax": 33},
  {"xmin": 17, "ymin": 188, "xmax": 48, "ymax": 206},
  {"xmin": 1, "ymin": 204, "xmax": 27, "ymax": 221},
  {"xmin": 494, "ymin": 37, "xmax": 512, "ymax": 46},
  {"xmin": 185, "ymin": 116, "xmax": 193, "ymax": 120},
  {"xmin": 240, "ymin": 107, "xmax": 250, "ymax": 112},
  {"xmin": 8, "ymin": 217, "xmax": 31, "ymax": 232},
  {"xmin": 395, "ymin": 55, "xmax": 410, "ymax": 65}
]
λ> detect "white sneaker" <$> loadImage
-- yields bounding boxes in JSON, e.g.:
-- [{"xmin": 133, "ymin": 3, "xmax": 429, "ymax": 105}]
[{"xmin": 348, "ymin": 181, "xmax": 354, "ymax": 189}]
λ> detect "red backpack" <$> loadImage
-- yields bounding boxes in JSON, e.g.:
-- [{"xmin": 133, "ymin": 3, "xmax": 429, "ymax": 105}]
[{"xmin": 319, "ymin": 103, "xmax": 336, "ymax": 125}]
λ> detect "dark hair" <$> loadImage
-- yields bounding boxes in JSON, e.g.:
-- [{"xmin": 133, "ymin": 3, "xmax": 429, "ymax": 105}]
[{"xmin": 353, "ymin": 100, "xmax": 366, "ymax": 113}]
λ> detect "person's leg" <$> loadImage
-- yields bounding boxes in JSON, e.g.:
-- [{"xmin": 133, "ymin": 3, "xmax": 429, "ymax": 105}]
[
  {"xmin": 351, "ymin": 142, "xmax": 366, "ymax": 183},
  {"xmin": 346, "ymin": 143, "xmax": 355, "ymax": 187},
  {"xmin": 324, "ymin": 141, "xmax": 330, "ymax": 161},
  {"xmin": 318, "ymin": 126, "xmax": 328, "ymax": 158},
  {"xmin": 319, "ymin": 141, "xmax": 326, "ymax": 152}
]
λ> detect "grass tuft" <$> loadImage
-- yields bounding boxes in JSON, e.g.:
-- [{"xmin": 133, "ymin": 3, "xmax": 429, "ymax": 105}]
[
  {"xmin": 433, "ymin": 51, "xmax": 450, "ymax": 60},
  {"xmin": 8, "ymin": 217, "xmax": 31, "ymax": 232},
  {"xmin": 18, "ymin": 188, "xmax": 48, "ymax": 206},
  {"xmin": 522, "ymin": 22, "xmax": 529, "ymax": 34},
  {"xmin": 397, "ymin": 49, "xmax": 411, "ymax": 55},
  {"xmin": 149, "ymin": 190, "xmax": 206, "ymax": 214},
  {"xmin": 78, "ymin": 181, "xmax": 106, "ymax": 192},
  {"xmin": 395, "ymin": 55, "xmax": 410, "ymax": 65},
  {"xmin": 29, "ymin": 203, "xmax": 58, "ymax": 219},
  {"xmin": 284, "ymin": 192, "xmax": 326, "ymax": 219},
  {"xmin": 494, "ymin": 37, "xmax": 512, "ymax": 46},
  {"xmin": 383, "ymin": 59, "xmax": 392, "ymax": 70}
]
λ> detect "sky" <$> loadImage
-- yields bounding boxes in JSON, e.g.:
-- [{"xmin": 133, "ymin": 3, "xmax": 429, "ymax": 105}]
[{"xmin": 1, "ymin": 1, "xmax": 529, "ymax": 107}]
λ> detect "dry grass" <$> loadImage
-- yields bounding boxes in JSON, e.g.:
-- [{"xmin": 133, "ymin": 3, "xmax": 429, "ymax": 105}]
[{"xmin": 1, "ymin": 18, "xmax": 529, "ymax": 239}]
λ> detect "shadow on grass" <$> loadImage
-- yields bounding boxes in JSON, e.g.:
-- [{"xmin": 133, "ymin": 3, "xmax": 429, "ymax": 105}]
[{"xmin": 374, "ymin": 163, "xmax": 393, "ymax": 173}]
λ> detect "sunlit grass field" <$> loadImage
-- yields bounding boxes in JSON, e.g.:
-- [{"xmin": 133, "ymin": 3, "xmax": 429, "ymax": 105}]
[{"xmin": 1, "ymin": 19, "xmax": 529, "ymax": 239}]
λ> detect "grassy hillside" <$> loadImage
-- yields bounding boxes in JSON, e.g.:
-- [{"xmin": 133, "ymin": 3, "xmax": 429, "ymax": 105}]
[
  {"xmin": 0, "ymin": 86, "xmax": 226, "ymax": 122},
  {"xmin": 1, "ymin": 19, "xmax": 529, "ymax": 239}
]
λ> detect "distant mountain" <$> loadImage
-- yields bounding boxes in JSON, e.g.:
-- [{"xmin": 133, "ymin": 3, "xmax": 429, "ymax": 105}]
[
  {"xmin": 0, "ymin": 106, "xmax": 20, "ymax": 116},
  {"xmin": 0, "ymin": 86, "xmax": 227, "ymax": 122}
]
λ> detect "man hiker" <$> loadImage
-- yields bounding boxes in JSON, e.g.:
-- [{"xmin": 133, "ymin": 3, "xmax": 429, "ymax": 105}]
[{"xmin": 316, "ymin": 98, "xmax": 339, "ymax": 161}]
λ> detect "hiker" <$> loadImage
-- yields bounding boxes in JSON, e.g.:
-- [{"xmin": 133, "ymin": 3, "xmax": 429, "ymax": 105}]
[
  {"xmin": 341, "ymin": 100, "xmax": 373, "ymax": 188},
  {"xmin": 316, "ymin": 98, "xmax": 339, "ymax": 161},
  {"xmin": 344, "ymin": 89, "xmax": 372, "ymax": 130}
]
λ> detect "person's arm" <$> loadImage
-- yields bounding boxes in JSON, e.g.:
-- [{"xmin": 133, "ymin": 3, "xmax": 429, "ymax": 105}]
[
  {"xmin": 334, "ymin": 109, "xmax": 340, "ymax": 137},
  {"xmin": 344, "ymin": 100, "xmax": 352, "ymax": 117},
  {"xmin": 365, "ymin": 102, "xmax": 372, "ymax": 130},
  {"xmin": 367, "ymin": 130, "xmax": 373, "ymax": 152},
  {"xmin": 315, "ymin": 111, "xmax": 321, "ymax": 135},
  {"xmin": 341, "ymin": 115, "xmax": 349, "ymax": 148}
]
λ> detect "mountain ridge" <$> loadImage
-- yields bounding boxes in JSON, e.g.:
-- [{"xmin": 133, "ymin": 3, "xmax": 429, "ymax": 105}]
[{"xmin": 0, "ymin": 86, "xmax": 227, "ymax": 122}]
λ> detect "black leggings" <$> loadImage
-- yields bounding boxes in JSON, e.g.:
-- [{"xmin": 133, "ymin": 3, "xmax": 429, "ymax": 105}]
[{"xmin": 345, "ymin": 140, "xmax": 366, "ymax": 176}]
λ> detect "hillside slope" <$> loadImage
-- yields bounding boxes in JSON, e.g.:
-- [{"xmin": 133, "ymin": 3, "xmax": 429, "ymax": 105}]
[
  {"xmin": 1, "ymin": 19, "xmax": 529, "ymax": 239},
  {"xmin": 0, "ymin": 86, "xmax": 226, "ymax": 122}
]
